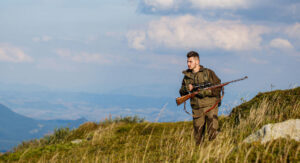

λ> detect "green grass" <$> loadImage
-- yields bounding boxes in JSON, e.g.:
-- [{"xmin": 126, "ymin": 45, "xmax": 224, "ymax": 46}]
[
  {"xmin": 0, "ymin": 88, "xmax": 300, "ymax": 162},
  {"xmin": 230, "ymin": 87, "xmax": 300, "ymax": 125}
]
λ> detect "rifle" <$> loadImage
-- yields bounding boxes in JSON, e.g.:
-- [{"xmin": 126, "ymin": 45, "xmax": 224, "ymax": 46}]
[{"xmin": 176, "ymin": 76, "xmax": 248, "ymax": 106}]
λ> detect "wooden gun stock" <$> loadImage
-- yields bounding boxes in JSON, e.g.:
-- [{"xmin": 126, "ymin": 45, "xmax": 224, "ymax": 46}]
[
  {"xmin": 176, "ymin": 93, "xmax": 194, "ymax": 106},
  {"xmin": 176, "ymin": 90, "xmax": 200, "ymax": 106}
]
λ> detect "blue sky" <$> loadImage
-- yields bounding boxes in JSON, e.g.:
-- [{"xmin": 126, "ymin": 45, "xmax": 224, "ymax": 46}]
[{"xmin": 0, "ymin": 0, "xmax": 299, "ymax": 98}]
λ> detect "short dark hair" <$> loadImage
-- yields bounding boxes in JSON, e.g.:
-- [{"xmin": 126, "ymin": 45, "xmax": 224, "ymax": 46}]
[{"xmin": 187, "ymin": 51, "xmax": 199, "ymax": 59}]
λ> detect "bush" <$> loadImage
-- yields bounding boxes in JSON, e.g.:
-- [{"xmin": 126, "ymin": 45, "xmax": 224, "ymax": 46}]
[
  {"xmin": 101, "ymin": 115, "xmax": 145, "ymax": 125},
  {"xmin": 45, "ymin": 128, "xmax": 71, "ymax": 144}
]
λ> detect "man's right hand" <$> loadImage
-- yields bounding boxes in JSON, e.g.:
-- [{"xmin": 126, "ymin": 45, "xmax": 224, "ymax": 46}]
[
  {"xmin": 189, "ymin": 84, "xmax": 212, "ymax": 96},
  {"xmin": 188, "ymin": 84, "xmax": 193, "ymax": 92}
]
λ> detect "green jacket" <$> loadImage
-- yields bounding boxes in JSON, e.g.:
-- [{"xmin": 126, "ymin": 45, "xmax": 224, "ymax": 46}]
[{"xmin": 179, "ymin": 65, "xmax": 221, "ymax": 109}]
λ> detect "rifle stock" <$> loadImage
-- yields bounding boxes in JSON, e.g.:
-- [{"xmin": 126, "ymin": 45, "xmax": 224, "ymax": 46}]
[{"xmin": 176, "ymin": 93, "xmax": 193, "ymax": 106}]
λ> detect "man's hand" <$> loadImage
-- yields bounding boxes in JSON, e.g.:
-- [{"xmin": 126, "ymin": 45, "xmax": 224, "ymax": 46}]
[
  {"xmin": 188, "ymin": 84, "xmax": 193, "ymax": 92},
  {"xmin": 189, "ymin": 83, "xmax": 212, "ymax": 96}
]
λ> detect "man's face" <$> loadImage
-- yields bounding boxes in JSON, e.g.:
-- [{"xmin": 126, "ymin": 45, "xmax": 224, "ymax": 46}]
[{"xmin": 187, "ymin": 57, "xmax": 199, "ymax": 70}]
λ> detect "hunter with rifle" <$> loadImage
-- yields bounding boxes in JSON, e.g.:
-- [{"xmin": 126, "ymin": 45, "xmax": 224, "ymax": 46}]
[{"xmin": 178, "ymin": 51, "xmax": 247, "ymax": 145}]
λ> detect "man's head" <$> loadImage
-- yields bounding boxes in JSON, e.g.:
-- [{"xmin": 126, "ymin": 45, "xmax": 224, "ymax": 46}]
[{"xmin": 187, "ymin": 51, "xmax": 200, "ymax": 70}]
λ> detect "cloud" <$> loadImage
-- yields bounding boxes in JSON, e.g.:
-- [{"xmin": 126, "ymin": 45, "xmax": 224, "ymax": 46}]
[
  {"xmin": 143, "ymin": 0, "xmax": 175, "ymax": 11},
  {"xmin": 269, "ymin": 38, "xmax": 293, "ymax": 49},
  {"xmin": 32, "ymin": 35, "xmax": 52, "ymax": 42},
  {"xmin": 29, "ymin": 129, "xmax": 39, "ymax": 134},
  {"xmin": 138, "ymin": 0, "xmax": 299, "ymax": 22},
  {"xmin": 220, "ymin": 68, "xmax": 239, "ymax": 74},
  {"xmin": 249, "ymin": 57, "xmax": 268, "ymax": 64},
  {"xmin": 0, "ymin": 44, "xmax": 33, "ymax": 63},
  {"xmin": 56, "ymin": 49, "xmax": 111, "ymax": 64},
  {"xmin": 55, "ymin": 49, "xmax": 128, "ymax": 65},
  {"xmin": 36, "ymin": 58, "xmax": 76, "ymax": 71},
  {"xmin": 286, "ymin": 23, "xmax": 300, "ymax": 40},
  {"xmin": 189, "ymin": 0, "xmax": 249, "ymax": 9},
  {"xmin": 137, "ymin": 53, "xmax": 185, "ymax": 69},
  {"xmin": 55, "ymin": 48, "xmax": 185, "ymax": 71},
  {"xmin": 139, "ymin": 0, "xmax": 250, "ymax": 13},
  {"xmin": 127, "ymin": 15, "xmax": 268, "ymax": 51},
  {"xmin": 33, "ymin": 35, "xmax": 100, "ymax": 44},
  {"xmin": 126, "ymin": 31, "xmax": 146, "ymax": 50}
]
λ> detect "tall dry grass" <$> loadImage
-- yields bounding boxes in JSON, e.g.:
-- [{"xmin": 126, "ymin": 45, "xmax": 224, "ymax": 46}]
[{"xmin": 1, "ymin": 95, "xmax": 300, "ymax": 163}]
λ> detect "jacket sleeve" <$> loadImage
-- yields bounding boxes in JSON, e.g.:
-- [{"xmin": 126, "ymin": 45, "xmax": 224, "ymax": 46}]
[{"xmin": 179, "ymin": 77, "xmax": 189, "ymax": 96}]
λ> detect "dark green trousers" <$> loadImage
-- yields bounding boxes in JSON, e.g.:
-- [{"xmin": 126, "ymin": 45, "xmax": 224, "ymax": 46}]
[{"xmin": 192, "ymin": 106, "xmax": 219, "ymax": 145}]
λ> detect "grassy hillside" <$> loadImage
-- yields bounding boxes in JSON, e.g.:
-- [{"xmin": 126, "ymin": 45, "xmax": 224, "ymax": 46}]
[
  {"xmin": 1, "ymin": 88, "xmax": 300, "ymax": 162},
  {"xmin": 230, "ymin": 86, "xmax": 300, "ymax": 124}
]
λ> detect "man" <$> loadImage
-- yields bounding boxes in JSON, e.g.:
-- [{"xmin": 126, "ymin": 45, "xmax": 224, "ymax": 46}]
[{"xmin": 179, "ymin": 51, "xmax": 221, "ymax": 145}]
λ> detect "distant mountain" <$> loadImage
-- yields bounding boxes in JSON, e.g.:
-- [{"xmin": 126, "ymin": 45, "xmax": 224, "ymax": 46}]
[
  {"xmin": 0, "ymin": 91, "xmax": 179, "ymax": 121},
  {"xmin": 0, "ymin": 103, "xmax": 87, "ymax": 152},
  {"xmin": 0, "ymin": 90, "xmax": 254, "ymax": 123}
]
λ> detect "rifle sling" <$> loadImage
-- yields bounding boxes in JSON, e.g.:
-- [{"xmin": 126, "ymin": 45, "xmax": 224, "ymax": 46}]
[{"xmin": 183, "ymin": 87, "xmax": 225, "ymax": 118}]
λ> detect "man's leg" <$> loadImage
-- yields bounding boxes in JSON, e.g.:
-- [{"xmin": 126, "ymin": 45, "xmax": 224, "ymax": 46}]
[
  {"xmin": 192, "ymin": 109, "xmax": 205, "ymax": 145},
  {"xmin": 206, "ymin": 106, "xmax": 219, "ymax": 141}
]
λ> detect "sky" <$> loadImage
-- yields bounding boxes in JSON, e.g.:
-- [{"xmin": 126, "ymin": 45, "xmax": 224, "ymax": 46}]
[{"xmin": 0, "ymin": 0, "xmax": 299, "ymax": 98}]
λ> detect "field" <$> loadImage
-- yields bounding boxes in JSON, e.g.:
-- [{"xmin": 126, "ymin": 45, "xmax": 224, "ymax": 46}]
[{"xmin": 1, "ymin": 87, "xmax": 300, "ymax": 162}]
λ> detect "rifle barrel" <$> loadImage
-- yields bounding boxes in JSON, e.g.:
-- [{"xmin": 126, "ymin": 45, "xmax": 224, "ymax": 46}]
[{"xmin": 205, "ymin": 76, "xmax": 247, "ymax": 90}]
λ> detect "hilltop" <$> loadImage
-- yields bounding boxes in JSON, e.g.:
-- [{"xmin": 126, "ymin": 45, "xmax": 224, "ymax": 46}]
[{"xmin": 0, "ymin": 87, "xmax": 299, "ymax": 162}]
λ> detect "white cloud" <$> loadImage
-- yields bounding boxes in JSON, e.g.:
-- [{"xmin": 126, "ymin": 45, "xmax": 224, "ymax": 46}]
[
  {"xmin": 138, "ymin": 53, "xmax": 185, "ymax": 69},
  {"xmin": 126, "ymin": 31, "xmax": 146, "ymax": 50},
  {"xmin": 0, "ymin": 44, "xmax": 33, "ymax": 63},
  {"xmin": 127, "ymin": 15, "xmax": 268, "ymax": 51},
  {"xmin": 138, "ymin": 0, "xmax": 299, "ymax": 23},
  {"xmin": 55, "ymin": 48, "xmax": 185, "ymax": 69},
  {"xmin": 140, "ymin": 0, "xmax": 252, "ymax": 12},
  {"xmin": 144, "ymin": 0, "xmax": 175, "ymax": 11},
  {"xmin": 286, "ymin": 23, "xmax": 300, "ymax": 39},
  {"xmin": 72, "ymin": 53, "xmax": 111, "ymax": 64},
  {"xmin": 190, "ymin": 0, "xmax": 249, "ymax": 9},
  {"xmin": 56, "ymin": 49, "xmax": 72, "ymax": 58},
  {"xmin": 269, "ymin": 38, "xmax": 293, "ymax": 49},
  {"xmin": 221, "ymin": 68, "xmax": 239, "ymax": 74},
  {"xmin": 32, "ymin": 35, "xmax": 52, "ymax": 42},
  {"xmin": 249, "ymin": 57, "xmax": 268, "ymax": 64},
  {"xmin": 29, "ymin": 129, "xmax": 39, "ymax": 134},
  {"xmin": 36, "ymin": 58, "xmax": 76, "ymax": 71},
  {"xmin": 56, "ymin": 49, "xmax": 122, "ymax": 65}
]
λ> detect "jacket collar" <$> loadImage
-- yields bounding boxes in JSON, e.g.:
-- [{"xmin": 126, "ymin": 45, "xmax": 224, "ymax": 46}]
[{"xmin": 182, "ymin": 65, "xmax": 205, "ymax": 77}]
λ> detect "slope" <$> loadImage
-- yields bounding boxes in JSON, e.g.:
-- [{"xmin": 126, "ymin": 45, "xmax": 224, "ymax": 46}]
[{"xmin": 1, "ymin": 87, "xmax": 299, "ymax": 162}]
